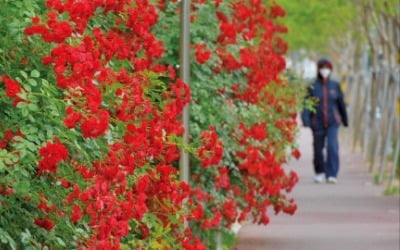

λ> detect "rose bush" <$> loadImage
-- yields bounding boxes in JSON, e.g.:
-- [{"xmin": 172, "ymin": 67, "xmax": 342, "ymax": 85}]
[
  {"xmin": 1, "ymin": 0, "xmax": 196, "ymax": 249},
  {"xmin": 0, "ymin": 0, "xmax": 307, "ymax": 249},
  {"xmin": 154, "ymin": 0, "xmax": 305, "ymax": 248}
]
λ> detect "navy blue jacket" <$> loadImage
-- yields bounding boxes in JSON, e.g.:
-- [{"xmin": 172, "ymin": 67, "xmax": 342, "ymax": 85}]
[{"xmin": 301, "ymin": 78, "xmax": 348, "ymax": 130}]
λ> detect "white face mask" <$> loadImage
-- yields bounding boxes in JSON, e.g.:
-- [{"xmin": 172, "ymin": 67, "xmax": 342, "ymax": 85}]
[{"xmin": 320, "ymin": 68, "xmax": 331, "ymax": 78}]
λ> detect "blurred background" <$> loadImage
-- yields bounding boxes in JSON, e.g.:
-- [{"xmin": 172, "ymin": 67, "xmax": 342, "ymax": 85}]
[{"xmin": 280, "ymin": 0, "xmax": 400, "ymax": 193}]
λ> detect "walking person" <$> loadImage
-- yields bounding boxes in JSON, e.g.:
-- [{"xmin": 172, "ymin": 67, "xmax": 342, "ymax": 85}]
[{"xmin": 301, "ymin": 58, "xmax": 348, "ymax": 184}]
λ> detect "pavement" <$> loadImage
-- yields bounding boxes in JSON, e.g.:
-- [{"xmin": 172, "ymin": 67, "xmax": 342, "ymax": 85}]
[{"xmin": 236, "ymin": 128, "xmax": 400, "ymax": 250}]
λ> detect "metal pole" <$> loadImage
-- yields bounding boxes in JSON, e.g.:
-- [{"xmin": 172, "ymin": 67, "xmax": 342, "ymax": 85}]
[
  {"xmin": 179, "ymin": 0, "xmax": 191, "ymax": 184},
  {"xmin": 216, "ymin": 231, "xmax": 222, "ymax": 250}
]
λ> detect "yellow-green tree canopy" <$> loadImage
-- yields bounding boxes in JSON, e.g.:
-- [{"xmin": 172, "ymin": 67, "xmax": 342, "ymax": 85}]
[
  {"xmin": 278, "ymin": 0, "xmax": 356, "ymax": 53},
  {"xmin": 278, "ymin": 0, "xmax": 399, "ymax": 54}
]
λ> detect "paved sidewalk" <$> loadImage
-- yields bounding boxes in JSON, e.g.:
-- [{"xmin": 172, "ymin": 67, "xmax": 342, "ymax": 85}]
[{"xmin": 236, "ymin": 128, "xmax": 400, "ymax": 250}]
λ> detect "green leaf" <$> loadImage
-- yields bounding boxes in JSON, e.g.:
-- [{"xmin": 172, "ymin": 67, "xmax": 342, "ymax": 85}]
[
  {"xmin": 28, "ymin": 103, "xmax": 39, "ymax": 111},
  {"xmin": 19, "ymin": 70, "xmax": 28, "ymax": 79},
  {"xmin": 17, "ymin": 92, "xmax": 28, "ymax": 100},
  {"xmin": 14, "ymin": 180, "xmax": 30, "ymax": 194},
  {"xmin": 21, "ymin": 107, "xmax": 29, "ymax": 117},
  {"xmin": 28, "ymin": 127, "xmax": 38, "ymax": 134},
  {"xmin": 30, "ymin": 70, "xmax": 40, "ymax": 78},
  {"xmin": 41, "ymin": 79, "xmax": 49, "ymax": 86},
  {"xmin": 17, "ymin": 100, "xmax": 27, "ymax": 109},
  {"xmin": 23, "ymin": 0, "xmax": 34, "ymax": 12},
  {"xmin": 27, "ymin": 95, "xmax": 38, "ymax": 103},
  {"xmin": 24, "ymin": 84, "xmax": 32, "ymax": 92},
  {"xmin": 26, "ymin": 134, "xmax": 37, "ymax": 141},
  {"xmin": 46, "ymin": 129, "xmax": 53, "ymax": 138},
  {"xmin": 26, "ymin": 141, "xmax": 36, "ymax": 151},
  {"xmin": 0, "ymin": 229, "xmax": 17, "ymax": 250},
  {"xmin": 55, "ymin": 237, "xmax": 66, "ymax": 247},
  {"xmin": 28, "ymin": 78, "xmax": 37, "ymax": 86},
  {"xmin": 20, "ymin": 229, "xmax": 32, "ymax": 244},
  {"xmin": 0, "ymin": 161, "xmax": 5, "ymax": 173}
]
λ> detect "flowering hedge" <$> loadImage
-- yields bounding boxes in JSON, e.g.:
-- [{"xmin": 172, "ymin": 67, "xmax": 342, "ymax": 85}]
[
  {"xmin": 1, "ymin": 1, "xmax": 194, "ymax": 249},
  {"xmin": 0, "ymin": 0, "xmax": 306, "ymax": 249},
  {"xmin": 154, "ymin": 1, "xmax": 304, "ymax": 247}
]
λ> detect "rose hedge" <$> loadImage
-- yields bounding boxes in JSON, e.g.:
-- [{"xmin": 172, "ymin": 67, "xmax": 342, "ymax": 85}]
[
  {"xmin": 153, "ymin": 1, "xmax": 305, "ymax": 248},
  {"xmin": 1, "ymin": 1, "xmax": 195, "ymax": 249},
  {"xmin": 0, "ymin": 0, "xmax": 307, "ymax": 249}
]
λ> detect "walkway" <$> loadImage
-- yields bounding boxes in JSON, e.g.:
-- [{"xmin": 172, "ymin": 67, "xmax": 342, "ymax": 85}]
[{"xmin": 236, "ymin": 128, "xmax": 400, "ymax": 250}]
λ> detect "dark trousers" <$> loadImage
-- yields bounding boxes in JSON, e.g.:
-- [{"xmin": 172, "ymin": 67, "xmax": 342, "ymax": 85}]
[{"xmin": 312, "ymin": 125, "xmax": 339, "ymax": 178}]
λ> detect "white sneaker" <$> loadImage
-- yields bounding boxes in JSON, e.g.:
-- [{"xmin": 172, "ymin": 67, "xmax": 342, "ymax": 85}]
[
  {"xmin": 327, "ymin": 177, "xmax": 338, "ymax": 184},
  {"xmin": 313, "ymin": 174, "xmax": 325, "ymax": 183}
]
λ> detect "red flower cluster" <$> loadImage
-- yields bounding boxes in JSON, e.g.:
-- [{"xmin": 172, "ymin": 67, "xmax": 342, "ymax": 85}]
[
  {"xmin": 0, "ymin": 185, "xmax": 14, "ymax": 196},
  {"xmin": 180, "ymin": 229, "xmax": 206, "ymax": 250},
  {"xmin": 195, "ymin": 44, "xmax": 211, "ymax": 64},
  {"xmin": 270, "ymin": 3, "xmax": 286, "ymax": 19},
  {"xmin": 37, "ymin": 200, "xmax": 56, "ymax": 213},
  {"xmin": 64, "ymin": 106, "xmax": 82, "ymax": 129},
  {"xmin": 191, "ymin": 203, "xmax": 204, "ymax": 220},
  {"xmin": 198, "ymin": 126, "xmax": 223, "ymax": 168},
  {"xmin": 71, "ymin": 204, "xmax": 82, "ymax": 223},
  {"xmin": 34, "ymin": 217, "xmax": 55, "ymax": 231},
  {"xmin": 291, "ymin": 149, "xmax": 301, "ymax": 159},
  {"xmin": 0, "ymin": 130, "xmax": 23, "ymax": 150},
  {"xmin": 201, "ymin": 210, "xmax": 222, "ymax": 229},
  {"xmin": 214, "ymin": 1, "xmax": 288, "ymax": 103},
  {"xmin": 222, "ymin": 199, "xmax": 237, "ymax": 226},
  {"xmin": 1, "ymin": 75, "xmax": 23, "ymax": 106},
  {"xmin": 38, "ymin": 139, "xmax": 68, "ymax": 174},
  {"xmin": 24, "ymin": 16, "xmax": 72, "ymax": 43},
  {"xmin": 239, "ymin": 122, "xmax": 268, "ymax": 142},
  {"xmin": 1, "ymin": 75, "xmax": 21, "ymax": 98},
  {"xmin": 80, "ymin": 110, "xmax": 109, "ymax": 138},
  {"xmin": 214, "ymin": 166, "xmax": 230, "ymax": 190}
]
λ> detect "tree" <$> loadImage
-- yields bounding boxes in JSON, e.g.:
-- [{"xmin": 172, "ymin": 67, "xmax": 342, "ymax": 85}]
[{"xmin": 278, "ymin": 0, "xmax": 356, "ymax": 54}]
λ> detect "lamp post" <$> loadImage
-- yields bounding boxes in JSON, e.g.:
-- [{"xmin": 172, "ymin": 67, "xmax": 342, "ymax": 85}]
[
  {"xmin": 178, "ymin": 2, "xmax": 222, "ymax": 248},
  {"xmin": 179, "ymin": 0, "xmax": 191, "ymax": 184}
]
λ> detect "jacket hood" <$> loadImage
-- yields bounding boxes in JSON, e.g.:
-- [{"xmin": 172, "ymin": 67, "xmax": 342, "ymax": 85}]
[{"xmin": 317, "ymin": 58, "xmax": 333, "ymax": 79}]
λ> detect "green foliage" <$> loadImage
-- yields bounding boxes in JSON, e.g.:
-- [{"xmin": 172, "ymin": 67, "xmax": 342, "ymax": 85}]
[
  {"xmin": 278, "ymin": 0, "xmax": 356, "ymax": 53},
  {"xmin": 221, "ymin": 230, "xmax": 237, "ymax": 250},
  {"xmin": 0, "ymin": 3, "xmax": 63, "ymax": 248},
  {"xmin": 384, "ymin": 184, "xmax": 400, "ymax": 196},
  {"xmin": 0, "ymin": 0, "xmax": 47, "ymax": 75}
]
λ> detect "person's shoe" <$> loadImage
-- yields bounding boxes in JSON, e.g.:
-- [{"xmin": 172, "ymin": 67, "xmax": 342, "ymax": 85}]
[
  {"xmin": 313, "ymin": 174, "xmax": 325, "ymax": 183},
  {"xmin": 327, "ymin": 177, "xmax": 338, "ymax": 184}
]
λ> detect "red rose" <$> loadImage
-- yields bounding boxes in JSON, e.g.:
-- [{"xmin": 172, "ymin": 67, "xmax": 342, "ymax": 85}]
[
  {"xmin": 195, "ymin": 44, "xmax": 211, "ymax": 64},
  {"xmin": 1, "ymin": 76, "xmax": 21, "ymax": 98},
  {"xmin": 291, "ymin": 149, "xmax": 301, "ymax": 159},
  {"xmin": 34, "ymin": 217, "xmax": 55, "ymax": 231},
  {"xmin": 71, "ymin": 204, "xmax": 82, "ymax": 223}
]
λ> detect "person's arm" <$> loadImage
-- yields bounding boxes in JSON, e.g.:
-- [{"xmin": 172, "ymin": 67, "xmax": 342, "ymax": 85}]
[
  {"xmin": 301, "ymin": 86, "xmax": 313, "ymax": 127},
  {"xmin": 337, "ymin": 84, "xmax": 348, "ymax": 127}
]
